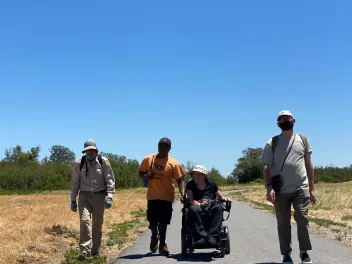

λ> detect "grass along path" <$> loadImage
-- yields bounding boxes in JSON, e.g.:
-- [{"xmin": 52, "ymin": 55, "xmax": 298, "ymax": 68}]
[
  {"xmin": 227, "ymin": 181, "xmax": 352, "ymax": 247},
  {"xmin": 0, "ymin": 188, "xmax": 149, "ymax": 264}
]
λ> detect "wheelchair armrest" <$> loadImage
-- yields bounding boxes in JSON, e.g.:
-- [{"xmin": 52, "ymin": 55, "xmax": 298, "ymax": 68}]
[{"xmin": 219, "ymin": 199, "xmax": 232, "ymax": 212}]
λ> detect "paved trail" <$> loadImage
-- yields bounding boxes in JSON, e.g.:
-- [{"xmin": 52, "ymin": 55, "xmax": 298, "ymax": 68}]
[{"xmin": 110, "ymin": 200, "xmax": 352, "ymax": 264}]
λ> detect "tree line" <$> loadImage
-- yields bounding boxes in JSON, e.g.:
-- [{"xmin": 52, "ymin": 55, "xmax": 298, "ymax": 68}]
[
  {"xmin": 0, "ymin": 144, "xmax": 350, "ymax": 193},
  {"xmin": 0, "ymin": 145, "xmax": 232, "ymax": 193},
  {"xmin": 230, "ymin": 147, "xmax": 352, "ymax": 183}
]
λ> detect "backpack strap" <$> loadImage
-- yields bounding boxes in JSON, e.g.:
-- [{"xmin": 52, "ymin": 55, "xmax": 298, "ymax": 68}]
[
  {"xmin": 98, "ymin": 154, "xmax": 103, "ymax": 167},
  {"xmin": 79, "ymin": 155, "xmax": 104, "ymax": 176},
  {"xmin": 271, "ymin": 135, "xmax": 279, "ymax": 154},
  {"xmin": 79, "ymin": 156, "xmax": 86, "ymax": 171},
  {"xmin": 299, "ymin": 134, "xmax": 309, "ymax": 155}
]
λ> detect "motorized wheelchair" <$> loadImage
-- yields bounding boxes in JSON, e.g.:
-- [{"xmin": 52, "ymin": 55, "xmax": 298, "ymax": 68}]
[{"xmin": 181, "ymin": 194, "xmax": 232, "ymax": 258}]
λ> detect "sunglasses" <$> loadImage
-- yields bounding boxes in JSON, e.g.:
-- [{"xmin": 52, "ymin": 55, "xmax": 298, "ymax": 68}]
[{"xmin": 277, "ymin": 116, "xmax": 293, "ymax": 123}]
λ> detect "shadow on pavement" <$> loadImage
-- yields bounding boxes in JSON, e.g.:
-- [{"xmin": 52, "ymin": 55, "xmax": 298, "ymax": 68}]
[
  {"xmin": 167, "ymin": 251, "xmax": 220, "ymax": 262},
  {"xmin": 116, "ymin": 252, "xmax": 155, "ymax": 260},
  {"xmin": 253, "ymin": 262, "xmax": 281, "ymax": 264}
]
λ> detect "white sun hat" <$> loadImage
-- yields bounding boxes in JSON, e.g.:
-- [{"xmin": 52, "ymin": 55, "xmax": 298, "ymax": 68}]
[{"xmin": 191, "ymin": 165, "xmax": 207, "ymax": 175}]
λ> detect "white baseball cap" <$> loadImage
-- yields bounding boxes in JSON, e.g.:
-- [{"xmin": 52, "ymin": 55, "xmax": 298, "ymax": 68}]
[
  {"xmin": 191, "ymin": 165, "xmax": 207, "ymax": 175},
  {"xmin": 277, "ymin": 110, "xmax": 293, "ymax": 119}
]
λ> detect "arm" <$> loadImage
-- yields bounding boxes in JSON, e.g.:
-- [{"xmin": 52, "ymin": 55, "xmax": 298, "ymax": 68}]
[
  {"xmin": 176, "ymin": 177, "xmax": 185, "ymax": 198},
  {"xmin": 264, "ymin": 164, "xmax": 273, "ymax": 190},
  {"xmin": 139, "ymin": 156, "xmax": 153, "ymax": 180},
  {"xmin": 71, "ymin": 162, "xmax": 80, "ymax": 202},
  {"xmin": 103, "ymin": 159, "xmax": 115, "ymax": 200},
  {"xmin": 186, "ymin": 189, "xmax": 200, "ymax": 205},
  {"xmin": 305, "ymin": 153, "xmax": 314, "ymax": 192},
  {"xmin": 261, "ymin": 142, "xmax": 273, "ymax": 190},
  {"xmin": 215, "ymin": 190, "xmax": 228, "ymax": 201},
  {"xmin": 174, "ymin": 164, "xmax": 186, "ymax": 197}
]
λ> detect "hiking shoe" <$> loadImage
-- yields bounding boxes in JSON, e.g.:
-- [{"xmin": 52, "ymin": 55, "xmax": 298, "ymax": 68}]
[
  {"xmin": 91, "ymin": 252, "xmax": 100, "ymax": 258},
  {"xmin": 194, "ymin": 238, "xmax": 206, "ymax": 246},
  {"xmin": 282, "ymin": 255, "xmax": 293, "ymax": 264},
  {"xmin": 206, "ymin": 236, "xmax": 218, "ymax": 246},
  {"xmin": 300, "ymin": 251, "xmax": 312, "ymax": 264},
  {"xmin": 76, "ymin": 252, "xmax": 88, "ymax": 261},
  {"xmin": 150, "ymin": 235, "xmax": 159, "ymax": 253},
  {"xmin": 159, "ymin": 243, "xmax": 170, "ymax": 256}
]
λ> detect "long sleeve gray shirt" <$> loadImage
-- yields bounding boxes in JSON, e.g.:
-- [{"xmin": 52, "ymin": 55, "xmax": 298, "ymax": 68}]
[{"xmin": 71, "ymin": 156, "xmax": 115, "ymax": 201}]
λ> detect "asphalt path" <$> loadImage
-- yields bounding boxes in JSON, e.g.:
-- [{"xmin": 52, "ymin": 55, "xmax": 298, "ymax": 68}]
[{"xmin": 110, "ymin": 200, "xmax": 352, "ymax": 264}]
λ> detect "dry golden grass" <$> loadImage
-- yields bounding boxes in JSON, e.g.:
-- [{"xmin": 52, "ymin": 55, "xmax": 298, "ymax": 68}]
[
  {"xmin": 227, "ymin": 181, "xmax": 352, "ymax": 246},
  {"xmin": 0, "ymin": 188, "xmax": 148, "ymax": 264}
]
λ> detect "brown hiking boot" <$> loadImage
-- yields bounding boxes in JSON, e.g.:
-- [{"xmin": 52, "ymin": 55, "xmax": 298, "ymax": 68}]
[
  {"xmin": 159, "ymin": 243, "xmax": 169, "ymax": 256},
  {"xmin": 76, "ymin": 252, "xmax": 88, "ymax": 261},
  {"xmin": 150, "ymin": 235, "xmax": 159, "ymax": 253}
]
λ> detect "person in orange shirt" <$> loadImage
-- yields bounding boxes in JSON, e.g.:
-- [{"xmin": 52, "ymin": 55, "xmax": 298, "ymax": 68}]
[{"xmin": 139, "ymin": 137, "xmax": 186, "ymax": 256}]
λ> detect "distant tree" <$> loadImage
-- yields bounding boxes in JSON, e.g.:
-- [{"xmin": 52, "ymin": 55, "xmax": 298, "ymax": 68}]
[
  {"xmin": 99, "ymin": 152, "xmax": 126, "ymax": 164},
  {"xmin": 231, "ymin": 147, "xmax": 264, "ymax": 183},
  {"xmin": 4, "ymin": 145, "xmax": 41, "ymax": 164},
  {"xmin": 181, "ymin": 161, "xmax": 195, "ymax": 176},
  {"xmin": 48, "ymin": 145, "xmax": 76, "ymax": 164},
  {"xmin": 207, "ymin": 167, "xmax": 226, "ymax": 185}
]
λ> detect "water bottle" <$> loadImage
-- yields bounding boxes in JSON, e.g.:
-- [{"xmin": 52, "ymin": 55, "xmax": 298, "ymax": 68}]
[{"xmin": 143, "ymin": 179, "xmax": 149, "ymax": 188}]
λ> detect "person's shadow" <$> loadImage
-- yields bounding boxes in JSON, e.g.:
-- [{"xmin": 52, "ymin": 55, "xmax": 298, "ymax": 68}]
[
  {"xmin": 167, "ymin": 251, "xmax": 222, "ymax": 262},
  {"xmin": 253, "ymin": 262, "xmax": 281, "ymax": 264},
  {"xmin": 115, "ymin": 251, "xmax": 219, "ymax": 262}
]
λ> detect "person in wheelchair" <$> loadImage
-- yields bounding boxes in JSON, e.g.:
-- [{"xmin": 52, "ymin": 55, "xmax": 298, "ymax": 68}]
[{"xmin": 185, "ymin": 165, "xmax": 232, "ymax": 247}]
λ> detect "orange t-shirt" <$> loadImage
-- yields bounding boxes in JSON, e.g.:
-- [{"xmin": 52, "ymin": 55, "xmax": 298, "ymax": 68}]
[{"xmin": 139, "ymin": 153, "xmax": 186, "ymax": 202}]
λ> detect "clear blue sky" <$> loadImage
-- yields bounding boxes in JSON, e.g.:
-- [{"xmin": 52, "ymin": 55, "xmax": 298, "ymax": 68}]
[{"xmin": 0, "ymin": 0, "xmax": 351, "ymax": 177}]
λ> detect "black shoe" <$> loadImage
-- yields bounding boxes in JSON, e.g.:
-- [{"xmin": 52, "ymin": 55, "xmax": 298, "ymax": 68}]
[
  {"xmin": 300, "ymin": 251, "xmax": 312, "ymax": 264},
  {"xmin": 194, "ymin": 238, "xmax": 206, "ymax": 245},
  {"xmin": 206, "ymin": 236, "xmax": 217, "ymax": 246},
  {"xmin": 282, "ymin": 255, "xmax": 293, "ymax": 264}
]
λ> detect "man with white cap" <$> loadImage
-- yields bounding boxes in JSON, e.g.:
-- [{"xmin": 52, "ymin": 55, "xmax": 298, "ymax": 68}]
[
  {"xmin": 71, "ymin": 139, "xmax": 116, "ymax": 261},
  {"xmin": 261, "ymin": 110, "xmax": 316, "ymax": 264}
]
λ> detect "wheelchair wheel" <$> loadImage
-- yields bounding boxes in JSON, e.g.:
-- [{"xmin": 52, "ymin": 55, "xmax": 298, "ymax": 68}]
[
  {"xmin": 220, "ymin": 244, "xmax": 226, "ymax": 258},
  {"xmin": 181, "ymin": 230, "xmax": 187, "ymax": 256},
  {"xmin": 225, "ymin": 231, "xmax": 230, "ymax": 254}
]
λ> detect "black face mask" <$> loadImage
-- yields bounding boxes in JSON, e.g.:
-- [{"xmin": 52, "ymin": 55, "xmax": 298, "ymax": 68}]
[{"xmin": 279, "ymin": 120, "xmax": 294, "ymax": 131}]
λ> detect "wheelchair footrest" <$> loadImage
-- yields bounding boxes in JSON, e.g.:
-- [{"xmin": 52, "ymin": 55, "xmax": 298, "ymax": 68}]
[{"xmin": 192, "ymin": 241, "xmax": 222, "ymax": 249}]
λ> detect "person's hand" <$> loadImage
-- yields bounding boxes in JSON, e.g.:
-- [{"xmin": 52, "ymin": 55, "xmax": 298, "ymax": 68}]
[
  {"xmin": 200, "ymin": 200, "xmax": 207, "ymax": 206},
  {"xmin": 266, "ymin": 188, "xmax": 276, "ymax": 204},
  {"xmin": 105, "ymin": 198, "xmax": 112, "ymax": 209},
  {"xmin": 309, "ymin": 190, "xmax": 317, "ymax": 204},
  {"xmin": 225, "ymin": 197, "xmax": 232, "ymax": 202},
  {"xmin": 180, "ymin": 194, "xmax": 185, "ymax": 203},
  {"xmin": 71, "ymin": 201, "xmax": 77, "ymax": 212},
  {"xmin": 144, "ymin": 172, "xmax": 154, "ymax": 180}
]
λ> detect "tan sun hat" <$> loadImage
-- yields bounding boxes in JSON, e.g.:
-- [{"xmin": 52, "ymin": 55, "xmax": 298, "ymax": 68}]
[{"xmin": 82, "ymin": 139, "xmax": 98, "ymax": 153}]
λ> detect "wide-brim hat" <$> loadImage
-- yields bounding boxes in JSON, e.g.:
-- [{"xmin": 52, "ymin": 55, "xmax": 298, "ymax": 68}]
[{"xmin": 82, "ymin": 139, "xmax": 98, "ymax": 153}]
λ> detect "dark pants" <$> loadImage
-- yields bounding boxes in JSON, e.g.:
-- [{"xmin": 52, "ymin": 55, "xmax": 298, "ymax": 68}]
[
  {"xmin": 147, "ymin": 200, "xmax": 173, "ymax": 244},
  {"xmin": 274, "ymin": 188, "xmax": 312, "ymax": 256},
  {"xmin": 187, "ymin": 203, "xmax": 223, "ymax": 242}
]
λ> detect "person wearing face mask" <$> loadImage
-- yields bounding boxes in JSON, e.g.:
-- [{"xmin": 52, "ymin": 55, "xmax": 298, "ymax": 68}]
[
  {"xmin": 261, "ymin": 110, "xmax": 316, "ymax": 264},
  {"xmin": 71, "ymin": 139, "xmax": 116, "ymax": 261}
]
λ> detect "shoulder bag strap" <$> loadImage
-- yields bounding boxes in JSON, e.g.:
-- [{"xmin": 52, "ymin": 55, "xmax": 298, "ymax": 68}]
[{"xmin": 279, "ymin": 134, "xmax": 296, "ymax": 173}]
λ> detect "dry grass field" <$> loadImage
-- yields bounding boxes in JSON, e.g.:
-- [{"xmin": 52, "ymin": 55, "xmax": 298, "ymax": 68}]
[
  {"xmin": 225, "ymin": 181, "xmax": 352, "ymax": 247},
  {"xmin": 0, "ymin": 188, "xmax": 148, "ymax": 264}
]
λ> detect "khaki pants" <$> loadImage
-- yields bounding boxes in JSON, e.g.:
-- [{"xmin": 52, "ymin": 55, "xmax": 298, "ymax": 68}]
[
  {"xmin": 78, "ymin": 193, "xmax": 106, "ymax": 255},
  {"xmin": 274, "ymin": 188, "xmax": 312, "ymax": 256}
]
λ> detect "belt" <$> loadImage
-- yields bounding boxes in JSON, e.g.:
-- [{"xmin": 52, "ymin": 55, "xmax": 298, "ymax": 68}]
[{"xmin": 80, "ymin": 190, "xmax": 105, "ymax": 194}]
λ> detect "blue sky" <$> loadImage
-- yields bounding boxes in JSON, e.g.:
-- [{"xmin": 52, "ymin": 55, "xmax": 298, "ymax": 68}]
[{"xmin": 0, "ymin": 0, "xmax": 351, "ymax": 177}]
